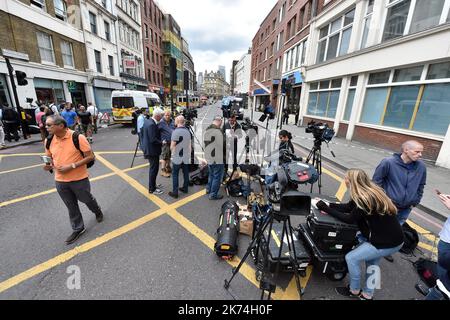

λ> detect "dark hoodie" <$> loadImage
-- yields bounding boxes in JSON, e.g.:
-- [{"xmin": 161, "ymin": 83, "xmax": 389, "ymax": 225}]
[{"xmin": 373, "ymin": 153, "xmax": 427, "ymax": 209}]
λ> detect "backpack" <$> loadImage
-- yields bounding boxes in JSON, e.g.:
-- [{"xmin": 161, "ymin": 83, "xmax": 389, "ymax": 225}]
[
  {"xmin": 189, "ymin": 166, "xmax": 209, "ymax": 185},
  {"xmin": 400, "ymin": 222, "xmax": 419, "ymax": 255},
  {"xmin": 46, "ymin": 131, "xmax": 95, "ymax": 168},
  {"xmin": 413, "ymin": 258, "xmax": 438, "ymax": 288}
]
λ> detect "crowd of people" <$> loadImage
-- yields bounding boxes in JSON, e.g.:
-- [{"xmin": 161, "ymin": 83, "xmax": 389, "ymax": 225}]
[{"xmin": 36, "ymin": 104, "xmax": 449, "ymax": 300}]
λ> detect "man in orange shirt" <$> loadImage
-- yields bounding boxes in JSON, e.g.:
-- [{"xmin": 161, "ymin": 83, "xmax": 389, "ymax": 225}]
[{"xmin": 43, "ymin": 115, "xmax": 103, "ymax": 245}]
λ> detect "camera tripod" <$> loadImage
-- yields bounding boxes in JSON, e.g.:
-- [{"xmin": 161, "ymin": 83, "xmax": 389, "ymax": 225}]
[
  {"xmin": 306, "ymin": 139, "xmax": 323, "ymax": 194},
  {"xmin": 131, "ymin": 136, "xmax": 141, "ymax": 168},
  {"xmin": 224, "ymin": 206, "xmax": 304, "ymax": 300}
]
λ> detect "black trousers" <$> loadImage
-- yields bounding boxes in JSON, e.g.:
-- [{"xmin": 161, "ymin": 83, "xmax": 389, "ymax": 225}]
[
  {"xmin": 4, "ymin": 122, "xmax": 19, "ymax": 141},
  {"xmin": 148, "ymin": 156, "xmax": 160, "ymax": 192}
]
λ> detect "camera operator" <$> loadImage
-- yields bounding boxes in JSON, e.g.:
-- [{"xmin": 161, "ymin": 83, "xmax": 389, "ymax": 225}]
[
  {"xmin": 223, "ymin": 113, "xmax": 242, "ymax": 172},
  {"xmin": 159, "ymin": 110, "xmax": 175, "ymax": 178}
]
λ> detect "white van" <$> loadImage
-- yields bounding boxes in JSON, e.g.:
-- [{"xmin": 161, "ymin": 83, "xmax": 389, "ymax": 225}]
[{"xmin": 111, "ymin": 90, "xmax": 162, "ymax": 123}]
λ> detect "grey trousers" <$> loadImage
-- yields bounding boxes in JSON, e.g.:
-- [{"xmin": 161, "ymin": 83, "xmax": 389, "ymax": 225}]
[{"xmin": 55, "ymin": 178, "xmax": 102, "ymax": 231}]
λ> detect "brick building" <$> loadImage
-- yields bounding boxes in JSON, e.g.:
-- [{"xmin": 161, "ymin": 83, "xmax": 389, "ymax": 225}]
[
  {"xmin": 141, "ymin": 0, "xmax": 164, "ymax": 98},
  {"xmin": 0, "ymin": 0, "xmax": 88, "ymax": 110},
  {"xmin": 250, "ymin": 0, "xmax": 318, "ymax": 112}
]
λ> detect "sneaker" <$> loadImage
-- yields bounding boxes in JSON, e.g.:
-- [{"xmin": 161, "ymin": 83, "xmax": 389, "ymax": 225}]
[
  {"xmin": 157, "ymin": 184, "xmax": 163, "ymax": 188},
  {"xmin": 179, "ymin": 188, "xmax": 188, "ymax": 194},
  {"xmin": 335, "ymin": 286, "xmax": 361, "ymax": 299},
  {"xmin": 149, "ymin": 188, "xmax": 163, "ymax": 195},
  {"xmin": 359, "ymin": 293, "xmax": 374, "ymax": 300},
  {"xmin": 65, "ymin": 228, "xmax": 86, "ymax": 245},
  {"xmin": 95, "ymin": 212, "xmax": 104, "ymax": 223},
  {"xmin": 384, "ymin": 255, "xmax": 394, "ymax": 263},
  {"xmin": 209, "ymin": 194, "xmax": 224, "ymax": 200},
  {"xmin": 168, "ymin": 192, "xmax": 179, "ymax": 199},
  {"xmin": 0, "ymin": 145, "xmax": 6, "ymax": 149}
]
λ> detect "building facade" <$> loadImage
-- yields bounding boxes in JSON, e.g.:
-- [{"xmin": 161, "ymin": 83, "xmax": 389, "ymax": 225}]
[
  {"xmin": 162, "ymin": 14, "xmax": 182, "ymax": 99},
  {"xmin": 141, "ymin": 0, "xmax": 164, "ymax": 98},
  {"xmin": 0, "ymin": 0, "xmax": 88, "ymax": 110},
  {"xmin": 81, "ymin": 0, "xmax": 122, "ymax": 112},
  {"xmin": 229, "ymin": 60, "xmax": 238, "ymax": 95},
  {"xmin": 182, "ymin": 37, "xmax": 195, "ymax": 96},
  {"xmin": 202, "ymin": 70, "xmax": 229, "ymax": 100},
  {"xmin": 218, "ymin": 65, "xmax": 226, "ymax": 82},
  {"xmin": 250, "ymin": 0, "xmax": 318, "ymax": 112},
  {"xmin": 115, "ymin": 0, "xmax": 147, "ymax": 91},
  {"xmin": 300, "ymin": 0, "xmax": 450, "ymax": 161},
  {"xmin": 234, "ymin": 49, "xmax": 252, "ymax": 95}
]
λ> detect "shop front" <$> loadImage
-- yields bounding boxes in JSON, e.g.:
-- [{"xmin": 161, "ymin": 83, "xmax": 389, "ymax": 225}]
[
  {"xmin": 0, "ymin": 74, "xmax": 12, "ymax": 106},
  {"xmin": 68, "ymin": 81, "xmax": 87, "ymax": 107},
  {"xmin": 34, "ymin": 78, "xmax": 65, "ymax": 104},
  {"xmin": 282, "ymin": 71, "xmax": 303, "ymax": 116},
  {"xmin": 93, "ymin": 78, "xmax": 123, "ymax": 113}
]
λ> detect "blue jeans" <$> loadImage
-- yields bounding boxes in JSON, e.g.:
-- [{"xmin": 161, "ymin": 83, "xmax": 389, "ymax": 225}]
[
  {"xmin": 397, "ymin": 207, "xmax": 412, "ymax": 226},
  {"xmin": 207, "ymin": 164, "xmax": 224, "ymax": 198},
  {"xmin": 425, "ymin": 240, "xmax": 450, "ymax": 300},
  {"xmin": 172, "ymin": 163, "xmax": 189, "ymax": 194},
  {"xmin": 346, "ymin": 241, "xmax": 403, "ymax": 297}
]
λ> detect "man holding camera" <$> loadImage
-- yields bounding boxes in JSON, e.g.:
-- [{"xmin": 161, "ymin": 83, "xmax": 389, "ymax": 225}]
[{"xmin": 159, "ymin": 110, "xmax": 175, "ymax": 178}]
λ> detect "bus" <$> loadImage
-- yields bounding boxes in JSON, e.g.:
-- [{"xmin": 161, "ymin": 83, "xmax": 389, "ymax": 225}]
[
  {"xmin": 111, "ymin": 90, "xmax": 162, "ymax": 124},
  {"xmin": 176, "ymin": 95, "xmax": 200, "ymax": 109}
]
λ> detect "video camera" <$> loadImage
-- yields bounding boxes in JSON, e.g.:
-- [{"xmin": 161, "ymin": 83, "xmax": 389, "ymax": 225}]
[
  {"xmin": 305, "ymin": 121, "xmax": 335, "ymax": 143},
  {"xmin": 181, "ymin": 108, "xmax": 198, "ymax": 126},
  {"xmin": 240, "ymin": 117, "xmax": 258, "ymax": 133},
  {"xmin": 259, "ymin": 105, "xmax": 275, "ymax": 122}
]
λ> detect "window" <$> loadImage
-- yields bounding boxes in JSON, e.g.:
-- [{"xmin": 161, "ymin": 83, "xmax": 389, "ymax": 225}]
[
  {"xmin": 286, "ymin": 16, "xmax": 297, "ymax": 40},
  {"xmin": 360, "ymin": 62, "xmax": 450, "ymax": 135},
  {"xmin": 89, "ymin": 12, "xmax": 97, "ymax": 35},
  {"xmin": 60, "ymin": 41, "xmax": 74, "ymax": 67},
  {"xmin": 146, "ymin": 47, "xmax": 149, "ymax": 60},
  {"xmin": 108, "ymin": 55, "xmax": 114, "ymax": 76},
  {"xmin": 368, "ymin": 71, "xmax": 390, "ymax": 84},
  {"xmin": 144, "ymin": 24, "xmax": 148, "ymax": 39},
  {"xmin": 409, "ymin": 0, "xmax": 446, "ymax": 34},
  {"xmin": 383, "ymin": 0, "xmax": 412, "ymax": 41},
  {"xmin": 316, "ymin": 9, "xmax": 355, "ymax": 63},
  {"xmin": 104, "ymin": 21, "xmax": 111, "ymax": 41},
  {"xmin": 153, "ymin": 71, "xmax": 156, "ymax": 84},
  {"xmin": 36, "ymin": 32, "xmax": 55, "ymax": 63},
  {"xmin": 298, "ymin": 7, "xmax": 305, "ymax": 30},
  {"xmin": 360, "ymin": 1, "xmax": 374, "ymax": 49},
  {"xmin": 94, "ymin": 50, "xmax": 102, "ymax": 73},
  {"xmin": 31, "ymin": 0, "xmax": 46, "ymax": 11},
  {"xmin": 54, "ymin": 0, "xmax": 67, "ymax": 21},
  {"xmin": 307, "ymin": 79, "xmax": 342, "ymax": 119},
  {"xmin": 393, "ymin": 66, "xmax": 423, "ymax": 82},
  {"xmin": 102, "ymin": 0, "xmax": 107, "ymax": 8},
  {"xmin": 271, "ymin": 42, "xmax": 275, "ymax": 56},
  {"xmin": 151, "ymin": 50, "xmax": 155, "ymax": 63}
]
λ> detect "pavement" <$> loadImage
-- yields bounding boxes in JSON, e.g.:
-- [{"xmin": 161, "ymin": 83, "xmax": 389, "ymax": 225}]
[
  {"xmin": 0, "ymin": 102, "xmax": 441, "ymax": 300},
  {"xmin": 243, "ymin": 108, "xmax": 450, "ymax": 222}
]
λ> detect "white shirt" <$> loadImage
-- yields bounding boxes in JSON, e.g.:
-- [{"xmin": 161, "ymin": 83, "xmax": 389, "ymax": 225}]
[
  {"xmin": 87, "ymin": 105, "xmax": 99, "ymax": 117},
  {"xmin": 440, "ymin": 216, "xmax": 450, "ymax": 244},
  {"xmin": 137, "ymin": 114, "xmax": 145, "ymax": 134}
]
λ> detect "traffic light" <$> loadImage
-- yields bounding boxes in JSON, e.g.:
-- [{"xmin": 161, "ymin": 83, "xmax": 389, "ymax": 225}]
[
  {"xmin": 170, "ymin": 58, "xmax": 177, "ymax": 86},
  {"xmin": 281, "ymin": 78, "xmax": 287, "ymax": 94},
  {"xmin": 16, "ymin": 71, "xmax": 28, "ymax": 86}
]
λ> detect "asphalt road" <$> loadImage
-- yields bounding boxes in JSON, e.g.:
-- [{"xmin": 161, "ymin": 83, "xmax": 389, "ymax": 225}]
[{"xmin": 0, "ymin": 102, "xmax": 439, "ymax": 300}]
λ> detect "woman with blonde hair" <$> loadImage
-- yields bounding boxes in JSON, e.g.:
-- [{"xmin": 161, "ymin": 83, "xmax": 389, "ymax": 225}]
[{"xmin": 316, "ymin": 169, "xmax": 404, "ymax": 300}]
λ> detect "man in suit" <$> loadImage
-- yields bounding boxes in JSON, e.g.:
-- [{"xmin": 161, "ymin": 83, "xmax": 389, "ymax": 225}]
[{"xmin": 141, "ymin": 108, "xmax": 165, "ymax": 195}]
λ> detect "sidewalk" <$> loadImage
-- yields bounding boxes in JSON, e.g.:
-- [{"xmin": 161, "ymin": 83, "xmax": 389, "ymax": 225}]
[
  {"xmin": 1, "ymin": 134, "xmax": 42, "ymax": 150},
  {"xmin": 244, "ymin": 109, "xmax": 450, "ymax": 221}
]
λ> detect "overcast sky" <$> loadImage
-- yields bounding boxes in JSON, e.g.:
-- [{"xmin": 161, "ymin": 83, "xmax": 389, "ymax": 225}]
[{"xmin": 158, "ymin": 0, "xmax": 277, "ymax": 82}]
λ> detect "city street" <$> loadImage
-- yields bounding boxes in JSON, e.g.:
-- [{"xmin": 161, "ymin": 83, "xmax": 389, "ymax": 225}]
[{"xmin": 0, "ymin": 103, "xmax": 440, "ymax": 300}]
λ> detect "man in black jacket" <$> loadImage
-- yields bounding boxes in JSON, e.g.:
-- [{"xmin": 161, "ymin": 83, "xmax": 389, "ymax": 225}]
[
  {"xmin": 141, "ymin": 108, "xmax": 164, "ymax": 195},
  {"xmin": 223, "ymin": 113, "xmax": 242, "ymax": 172}
]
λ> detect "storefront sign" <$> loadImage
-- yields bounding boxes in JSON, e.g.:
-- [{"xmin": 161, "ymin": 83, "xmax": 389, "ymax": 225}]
[
  {"xmin": 123, "ymin": 57, "xmax": 136, "ymax": 69},
  {"xmin": 282, "ymin": 71, "xmax": 303, "ymax": 85},
  {"xmin": 67, "ymin": 81, "xmax": 77, "ymax": 92},
  {"xmin": 125, "ymin": 83, "xmax": 137, "ymax": 90}
]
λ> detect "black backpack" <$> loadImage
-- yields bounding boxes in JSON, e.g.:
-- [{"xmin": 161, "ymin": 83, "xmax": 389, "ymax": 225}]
[
  {"xmin": 414, "ymin": 258, "xmax": 438, "ymax": 288},
  {"xmin": 400, "ymin": 222, "xmax": 419, "ymax": 255},
  {"xmin": 189, "ymin": 166, "xmax": 209, "ymax": 185},
  {"xmin": 46, "ymin": 131, "xmax": 95, "ymax": 168}
]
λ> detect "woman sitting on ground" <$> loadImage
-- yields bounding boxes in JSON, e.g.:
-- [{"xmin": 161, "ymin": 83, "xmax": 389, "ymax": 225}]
[{"xmin": 315, "ymin": 169, "xmax": 404, "ymax": 300}]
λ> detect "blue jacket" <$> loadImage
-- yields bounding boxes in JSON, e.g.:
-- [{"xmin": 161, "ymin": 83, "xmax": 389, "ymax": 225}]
[
  {"xmin": 141, "ymin": 118, "xmax": 162, "ymax": 158},
  {"xmin": 158, "ymin": 119, "xmax": 175, "ymax": 142},
  {"xmin": 373, "ymin": 153, "xmax": 427, "ymax": 209}
]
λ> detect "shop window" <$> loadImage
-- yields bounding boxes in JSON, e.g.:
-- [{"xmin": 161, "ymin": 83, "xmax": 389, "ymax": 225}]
[
  {"xmin": 360, "ymin": 87, "xmax": 389, "ymax": 124},
  {"xmin": 343, "ymin": 89, "xmax": 355, "ymax": 121},
  {"xmin": 383, "ymin": 85, "xmax": 421, "ymax": 129}
]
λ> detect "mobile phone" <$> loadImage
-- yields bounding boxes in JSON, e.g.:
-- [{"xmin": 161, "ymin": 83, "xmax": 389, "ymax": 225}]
[
  {"xmin": 435, "ymin": 189, "xmax": 442, "ymax": 195},
  {"xmin": 41, "ymin": 156, "xmax": 53, "ymax": 165}
]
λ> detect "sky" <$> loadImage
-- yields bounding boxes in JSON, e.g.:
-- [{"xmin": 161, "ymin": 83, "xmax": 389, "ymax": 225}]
[{"xmin": 158, "ymin": 0, "xmax": 277, "ymax": 83}]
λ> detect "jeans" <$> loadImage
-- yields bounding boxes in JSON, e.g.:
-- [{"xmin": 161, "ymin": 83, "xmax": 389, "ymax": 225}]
[
  {"xmin": 346, "ymin": 241, "xmax": 403, "ymax": 296},
  {"xmin": 55, "ymin": 178, "xmax": 102, "ymax": 232},
  {"xmin": 397, "ymin": 207, "xmax": 412, "ymax": 226},
  {"xmin": 172, "ymin": 163, "xmax": 189, "ymax": 194},
  {"xmin": 207, "ymin": 164, "xmax": 224, "ymax": 198},
  {"xmin": 425, "ymin": 240, "xmax": 450, "ymax": 299},
  {"xmin": 148, "ymin": 156, "xmax": 160, "ymax": 192}
]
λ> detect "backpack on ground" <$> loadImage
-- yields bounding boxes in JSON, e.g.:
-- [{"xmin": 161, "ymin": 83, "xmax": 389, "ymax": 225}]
[
  {"xmin": 46, "ymin": 131, "xmax": 95, "ymax": 168},
  {"xmin": 189, "ymin": 166, "xmax": 209, "ymax": 185},
  {"xmin": 400, "ymin": 222, "xmax": 419, "ymax": 255},
  {"xmin": 414, "ymin": 258, "xmax": 438, "ymax": 288}
]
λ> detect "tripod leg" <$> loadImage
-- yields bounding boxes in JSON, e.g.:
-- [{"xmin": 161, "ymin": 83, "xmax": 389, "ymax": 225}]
[
  {"xmin": 131, "ymin": 139, "xmax": 140, "ymax": 168},
  {"xmin": 267, "ymin": 218, "xmax": 286, "ymax": 301},
  {"xmin": 286, "ymin": 218, "xmax": 304, "ymax": 297},
  {"xmin": 224, "ymin": 215, "xmax": 272, "ymax": 289}
]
